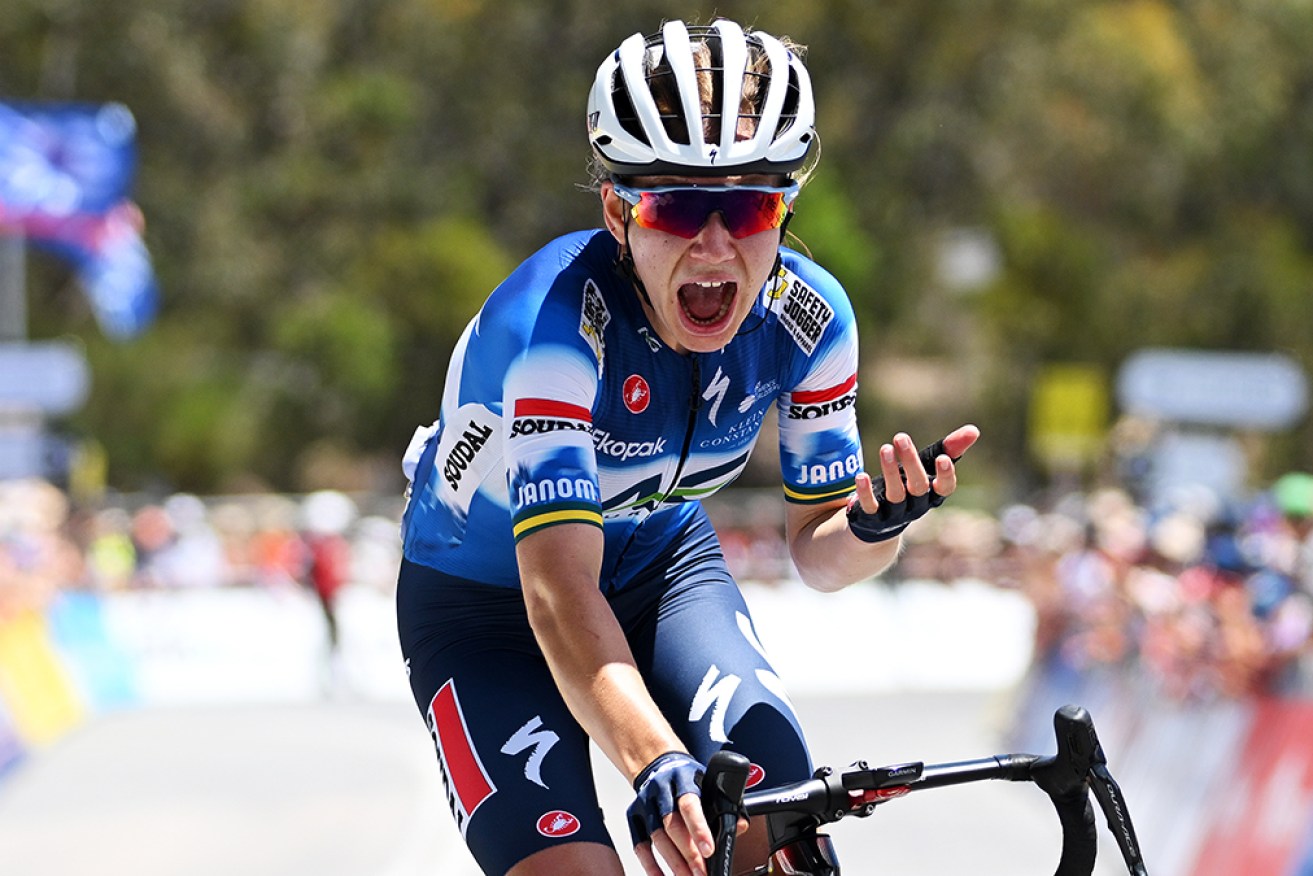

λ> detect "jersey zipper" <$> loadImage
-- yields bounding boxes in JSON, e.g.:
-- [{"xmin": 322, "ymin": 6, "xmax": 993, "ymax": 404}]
[
  {"xmin": 605, "ymin": 352, "xmax": 702, "ymax": 589},
  {"xmin": 660, "ymin": 353, "xmax": 702, "ymax": 505}
]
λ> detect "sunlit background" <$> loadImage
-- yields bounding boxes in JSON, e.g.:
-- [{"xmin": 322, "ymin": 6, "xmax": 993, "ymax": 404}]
[{"xmin": 2, "ymin": 2, "xmax": 1313, "ymax": 874}]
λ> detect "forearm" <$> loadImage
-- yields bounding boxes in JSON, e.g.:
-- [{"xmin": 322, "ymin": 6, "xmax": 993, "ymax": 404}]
[
  {"xmin": 788, "ymin": 501, "xmax": 902, "ymax": 592},
  {"xmin": 518, "ymin": 525, "xmax": 683, "ymax": 782},
  {"xmin": 529, "ymin": 585, "xmax": 683, "ymax": 780}
]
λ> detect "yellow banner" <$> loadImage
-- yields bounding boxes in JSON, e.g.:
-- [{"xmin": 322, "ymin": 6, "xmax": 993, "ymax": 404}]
[
  {"xmin": 0, "ymin": 611, "xmax": 85, "ymax": 746},
  {"xmin": 1029, "ymin": 364, "xmax": 1110, "ymax": 471}
]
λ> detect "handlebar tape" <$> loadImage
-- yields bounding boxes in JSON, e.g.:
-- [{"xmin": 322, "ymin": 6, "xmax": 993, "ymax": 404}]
[
  {"xmin": 1051, "ymin": 793, "xmax": 1099, "ymax": 876},
  {"xmin": 1031, "ymin": 705, "xmax": 1099, "ymax": 876}
]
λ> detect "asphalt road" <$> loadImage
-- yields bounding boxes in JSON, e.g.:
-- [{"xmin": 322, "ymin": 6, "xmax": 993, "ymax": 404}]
[{"xmin": 0, "ymin": 691, "xmax": 1073, "ymax": 876}]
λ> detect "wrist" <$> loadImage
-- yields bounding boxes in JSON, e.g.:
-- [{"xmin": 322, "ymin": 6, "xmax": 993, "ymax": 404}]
[
  {"xmin": 631, "ymin": 750, "xmax": 694, "ymax": 790},
  {"xmin": 845, "ymin": 497, "xmax": 911, "ymax": 543}
]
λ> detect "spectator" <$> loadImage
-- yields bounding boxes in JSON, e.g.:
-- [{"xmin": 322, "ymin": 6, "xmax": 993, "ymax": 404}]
[{"xmin": 298, "ymin": 490, "xmax": 357, "ymax": 655}]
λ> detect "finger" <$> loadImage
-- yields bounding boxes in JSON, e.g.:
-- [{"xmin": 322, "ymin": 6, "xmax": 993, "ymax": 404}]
[
  {"xmin": 657, "ymin": 810, "xmax": 705, "ymax": 876},
  {"xmin": 895, "ymin": 433, "xmax": 930, "ymax": 496},
  {"xmin": 931, "ymin": 454, "xmax": 957, "ymax": 497},
  {"xmin": 634, "ymin": 841, "xmax": 665, "ymax": 876},
  {"xmin": 878, "ymin": 443, "xmax": 904, "ymax": 503},
  {"xmin": 853, "ymin": 471, "xmax": 878, "ymax": 513},
  {"xmin": 942, "ymin": 423, "xmax": 980, "ymax": 460},
  {"xmin": 651, "ymin": 829, "xmax": 695, "ymax": 876},
  {"xmin": 677, "ymin": 793, "xmax": 716, "ymax": 860}
]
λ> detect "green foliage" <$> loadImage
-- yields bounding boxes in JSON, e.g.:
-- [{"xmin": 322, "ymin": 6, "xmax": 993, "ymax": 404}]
[{"xmin": 4, "ymin": 0, "xmax": 1313, "ymax": 492}]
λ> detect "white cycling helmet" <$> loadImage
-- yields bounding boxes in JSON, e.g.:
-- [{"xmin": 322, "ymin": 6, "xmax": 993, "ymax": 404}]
[{"xmin": 587, "ymin": 19, "xmax": 816, "ymax": 179}]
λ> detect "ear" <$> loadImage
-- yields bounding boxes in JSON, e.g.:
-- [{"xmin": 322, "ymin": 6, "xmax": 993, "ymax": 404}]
[{"xmin": 600, "ymin": 182, "xmax": 628, "ymax": 245}]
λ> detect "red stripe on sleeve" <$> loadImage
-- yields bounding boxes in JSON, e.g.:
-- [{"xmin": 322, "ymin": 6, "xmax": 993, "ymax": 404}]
[
  {"xmin": 513, "ymin": 398, "xmax": 592, "ymax": 421},
  {"xmin": 791, "ymin": 374, "xmax": 857, "ymax": 405}
]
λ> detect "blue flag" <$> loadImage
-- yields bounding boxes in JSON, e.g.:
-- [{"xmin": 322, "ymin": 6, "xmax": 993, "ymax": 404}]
[{"xmin": 0, "ymin": 101, "xmax": 159, "ymax": 338}]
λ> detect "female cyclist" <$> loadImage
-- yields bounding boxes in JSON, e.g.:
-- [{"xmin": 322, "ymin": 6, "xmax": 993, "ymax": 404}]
[{"xmin": 396, "ymin": 18, "xmax": 979, "ymax": 876}]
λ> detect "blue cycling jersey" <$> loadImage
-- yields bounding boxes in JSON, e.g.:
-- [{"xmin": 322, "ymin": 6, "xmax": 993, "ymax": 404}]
[{"xmin": 400, "ymin": 229, "xmax": 864, "ymax": 591}]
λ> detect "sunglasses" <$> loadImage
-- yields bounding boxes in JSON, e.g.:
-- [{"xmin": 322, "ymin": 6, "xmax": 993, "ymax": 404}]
[{"xmin": 612, "ymin": 182, "xmax": 800, "ymax": 240}]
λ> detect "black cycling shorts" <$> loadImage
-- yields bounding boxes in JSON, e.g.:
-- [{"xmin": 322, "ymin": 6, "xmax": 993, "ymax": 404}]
[{"xmin": 395, "ymin": 509, "xmax": 811, "ymax": 876}]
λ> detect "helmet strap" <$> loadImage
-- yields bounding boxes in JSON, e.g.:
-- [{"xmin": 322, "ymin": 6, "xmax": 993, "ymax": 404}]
[
  {"xmin": 736, "ymin": 216, "xmax": 795, "ymax": 339},
  {"xmin": 772, "ymin": 211, "xmax": 794, "ymax": 280},
  {"xmin": 615, "ymin": 213, "xmax": 655, "ymax": 309}
]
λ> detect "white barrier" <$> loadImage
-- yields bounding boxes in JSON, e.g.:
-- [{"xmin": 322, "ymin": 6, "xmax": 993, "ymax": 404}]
[
  {"xmin": 55, "ymin": 578, "xmax": 1037, "ymax": 709},
  {"xmin": 745, "ymin": 578, "xmax": 1036, "ymax": 695}
]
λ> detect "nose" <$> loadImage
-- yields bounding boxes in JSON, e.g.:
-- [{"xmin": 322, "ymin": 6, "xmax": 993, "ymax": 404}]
[{"xmin": 689, "ymin": 211, "xmax": 736, "ymax": 261}]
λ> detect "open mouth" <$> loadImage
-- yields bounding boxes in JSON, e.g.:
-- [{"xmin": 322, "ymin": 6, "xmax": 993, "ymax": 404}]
[{"xmin": 678, "ymin": 280, "xmax": 738, "ymax": 328}]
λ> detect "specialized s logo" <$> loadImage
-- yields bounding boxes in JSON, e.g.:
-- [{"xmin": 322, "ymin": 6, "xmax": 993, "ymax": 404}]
[
  {"xmin": 623, "ymin": 374, "xmax": 651, "ymax": 413},
  {"xmin": 702, "ymin": 365, "xmax": 731, "ymax": 427},
  {"xmin": 690, "ymin": 665, "xmax": 741, "ymax": 744},
  {"xmin": 501, "ymin": 715, "xmax": 559, "ymax": 789}
]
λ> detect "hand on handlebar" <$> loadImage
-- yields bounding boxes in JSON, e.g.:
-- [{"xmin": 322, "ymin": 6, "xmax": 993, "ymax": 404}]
[
  {"xmin": 847, "ymin": 425, "xmax": 979, "ymax": 543},
  {"xmin": 628, "ymin": 751, "xmax": 716, "ymax": 876}
]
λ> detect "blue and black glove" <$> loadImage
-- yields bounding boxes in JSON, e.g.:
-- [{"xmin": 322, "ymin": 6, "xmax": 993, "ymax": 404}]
[
  {"xmin": 626, "ymin": 751, "xmax": 705, "ymax": 848},
  {"xmin": 846, "ymin": 438, "xmax": 958, "ymax": 543}
]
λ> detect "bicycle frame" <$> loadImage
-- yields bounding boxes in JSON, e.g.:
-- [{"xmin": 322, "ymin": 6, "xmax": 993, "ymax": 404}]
[{"xmin": 701, "ymin": 704, "xmax": 1148, "ymax": 876}]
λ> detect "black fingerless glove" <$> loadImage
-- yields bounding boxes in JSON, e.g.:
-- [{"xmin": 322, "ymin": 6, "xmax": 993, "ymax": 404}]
[{"xmin": 846, "ymin": 439, "xmax": 956, "ymax": 543}]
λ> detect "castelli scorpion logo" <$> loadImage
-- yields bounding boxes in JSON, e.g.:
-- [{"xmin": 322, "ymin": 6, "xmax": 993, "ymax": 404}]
[
  {"xmin": 537, "ymin": 809, "xmax": 581, "ymax": 838},
  {"xmin": 623, "ymin": 374, "xmax": 651, "ymax": 414}
]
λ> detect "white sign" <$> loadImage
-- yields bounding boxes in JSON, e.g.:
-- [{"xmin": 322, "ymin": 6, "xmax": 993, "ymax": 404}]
[
  {"xmin": 1117, "ymin": 348, "xmax": 1308, "ymax": 429},
  {"xmin": 0, "ymin": 341, "xmax": 90, "ymax": 413},
  {"xmin": 0, "ymin": 420, "xmax": 45, "ymax": 480}
]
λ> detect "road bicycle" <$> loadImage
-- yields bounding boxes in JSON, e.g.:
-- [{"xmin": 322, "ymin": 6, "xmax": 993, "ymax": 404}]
[{"xmin": 700, "ymin": 704, "xmax": 1148, "ymax": 875}]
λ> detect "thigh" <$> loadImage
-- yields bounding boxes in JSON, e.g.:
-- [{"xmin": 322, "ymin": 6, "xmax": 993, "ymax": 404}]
[
  {"xmin": 397, "ymin": 562, "xmax": 616, "ymax": 876},
  {"xmin": 614, "ymin": 517, "xmax": 813, "ymax": 793}
]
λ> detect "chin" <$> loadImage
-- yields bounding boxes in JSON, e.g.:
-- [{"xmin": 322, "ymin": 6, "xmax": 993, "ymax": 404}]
[
  {"xmin": 682, "ymin": 337, "xmax": 731, "ymax": 354},
  {"xmin": 677, "ymin": 318, "xmax": 742, "ymax": 352}
]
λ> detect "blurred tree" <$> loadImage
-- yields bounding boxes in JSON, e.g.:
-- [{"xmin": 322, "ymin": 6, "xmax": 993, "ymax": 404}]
[
  {"xmin": 970, "ymin": 0, "xmax": 1313, "ymax": 487},
  {"xmin": 2, "ymin": 0, "xmax": 1310, "ymax": 494}
]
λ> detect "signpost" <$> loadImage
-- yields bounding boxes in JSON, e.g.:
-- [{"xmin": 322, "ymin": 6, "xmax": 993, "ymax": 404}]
[
  {"xmin": 1118, "ymin": 348, "xmax": 1308, "ymax": 430},
  {"xmin": 0, "ymin": 341, "xmax": 90, "ymax": 415},
  {"xmin": 0, "ymin": 235, "xmax": 24, "ymax": 341},
  {"xmin": 0, "ymin": 339, "xmax": 90, "ymax": 481},
  {"xmin": 1116, "ymin": 348, "xmax": 1309, "ymax": 499}
]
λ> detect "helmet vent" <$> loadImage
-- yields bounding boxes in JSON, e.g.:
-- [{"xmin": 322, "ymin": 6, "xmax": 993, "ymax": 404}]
[{"xmin": 587, "ymin": 19, "xmax": 817, "ymax": 177}]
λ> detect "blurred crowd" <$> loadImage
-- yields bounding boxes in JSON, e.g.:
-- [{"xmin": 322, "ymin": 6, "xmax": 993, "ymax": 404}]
[
  {"xmin": 893, "ymin": 473, "xmax": 1313, "ymax": 703},
  {"xmin": 0, "ymin": 482, "xmax": 403, "ymax": 625},
  {"xmin": 2, "ymin": 471, "xmax": 1312, "ymax": 702}
]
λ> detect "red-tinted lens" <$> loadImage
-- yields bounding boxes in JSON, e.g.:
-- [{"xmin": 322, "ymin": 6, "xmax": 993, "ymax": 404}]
[{"xmin": 627, "ymin": 188, "xmax": 791, "ymax": 239}]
